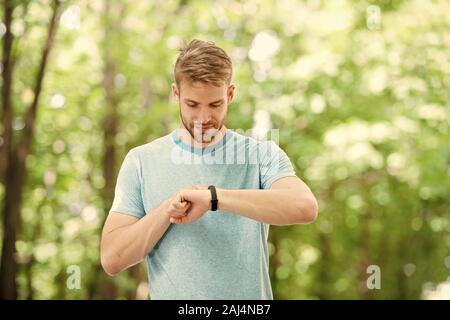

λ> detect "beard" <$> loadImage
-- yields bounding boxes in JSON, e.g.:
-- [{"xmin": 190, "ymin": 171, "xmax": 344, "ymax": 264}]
[{"xmin": 179, "ymin": 110, "xmax": 226, "ymax": 144}]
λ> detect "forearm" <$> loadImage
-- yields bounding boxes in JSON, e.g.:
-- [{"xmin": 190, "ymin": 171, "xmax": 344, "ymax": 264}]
[
  {"xmin": 216, "ymin": 188, "xmax": 318, "ymax": 226},
  {"xmin": 101, "ymin": 201, "xmax": 171, "ymax": 275}
]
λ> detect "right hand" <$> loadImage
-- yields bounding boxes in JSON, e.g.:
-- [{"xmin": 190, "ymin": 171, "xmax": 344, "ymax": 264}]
[
  {"xmin": 166, "ymin": 196, "xmax": 191, "ymax": 219},
  {"xmin": 165, "ymin": 185, "xmax": 201, "ymax": 222}
]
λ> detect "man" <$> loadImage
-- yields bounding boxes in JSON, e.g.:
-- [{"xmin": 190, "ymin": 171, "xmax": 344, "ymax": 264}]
[{"xmin": 100, "ymin": 39, "xmax": 318, "ymax": 300}]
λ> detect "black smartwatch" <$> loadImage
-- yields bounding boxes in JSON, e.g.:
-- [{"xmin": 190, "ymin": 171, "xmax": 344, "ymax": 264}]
[{"xmin": 208, "ymin": 185, "xmax": 218, "ymax": 211}]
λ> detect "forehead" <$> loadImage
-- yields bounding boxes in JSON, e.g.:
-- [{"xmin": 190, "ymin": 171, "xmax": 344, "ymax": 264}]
[{"xmin": 179, "ymin": 81, "xmax": 227, "ymax": 100}]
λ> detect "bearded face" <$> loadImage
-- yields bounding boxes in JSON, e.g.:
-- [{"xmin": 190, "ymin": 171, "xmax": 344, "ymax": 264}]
[{"xmin": 173, "ymin": 81, "xmax": 235, "ymax": 145}]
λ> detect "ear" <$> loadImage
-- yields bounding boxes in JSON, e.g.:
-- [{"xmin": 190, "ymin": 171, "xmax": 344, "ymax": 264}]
[
  {"xmin": 227, "ymin": 84, "xmax": 235, "ymax": 104},
  {"xmin": 172, "ymin": 83, "xmax": 180, "ymax": 102}
]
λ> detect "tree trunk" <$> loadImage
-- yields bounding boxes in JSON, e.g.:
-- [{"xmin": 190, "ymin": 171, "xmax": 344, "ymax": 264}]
[
  {"xmin": 0, "ymin": 152, "xmax": 24, "ymax": 299},
  {"xmin": 0, "ymin": 0, "xmax": 62, "ymax": 299},
  {"xmin": 0, "ymin": 0, "xmax": 15, "ymax": 184},
  {"xmin": 315, "ymin": 231, "xmax": 332, "ymax": 299},
  {"xmin": 88, "ymin": 0, "xmax": 123, "ymax": 299}
]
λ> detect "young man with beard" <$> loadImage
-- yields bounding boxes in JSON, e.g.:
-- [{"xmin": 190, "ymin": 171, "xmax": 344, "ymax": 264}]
[{"xmin": 100, "ymin": 39, "xmax": 319, "ymax": 300}]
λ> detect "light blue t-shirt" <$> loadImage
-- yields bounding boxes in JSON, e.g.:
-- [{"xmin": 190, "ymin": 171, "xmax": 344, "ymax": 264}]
[{"xmin": 110, "ymin": 128, "xmax": 297, "ymax": 300}]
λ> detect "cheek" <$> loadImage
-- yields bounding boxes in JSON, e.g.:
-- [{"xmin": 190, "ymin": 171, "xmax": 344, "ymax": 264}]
[
  {"xmin": 181, "ymin": 106, "xmax": 194, "ymax": 118},
  {"xmin": 217, "ymin": 107, "xmax": 227, "ymax": 118}
]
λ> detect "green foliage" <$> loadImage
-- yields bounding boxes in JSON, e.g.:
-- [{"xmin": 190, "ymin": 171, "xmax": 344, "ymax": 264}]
[{"xmin": 1, "ymin": 0, "xmax": 449, "ymax": 299}]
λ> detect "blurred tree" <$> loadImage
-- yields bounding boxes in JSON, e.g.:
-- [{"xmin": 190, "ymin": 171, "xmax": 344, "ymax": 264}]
[
  {"xmin": 0, "ymin": 0, "xmax": 448, "ymax": 300},
  {"xmin": 0, "ymin": 0, "xmax": 63, "ymax": 299}
]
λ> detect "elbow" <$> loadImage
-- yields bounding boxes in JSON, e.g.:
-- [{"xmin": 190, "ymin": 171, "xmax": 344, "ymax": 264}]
[
  {"xmin": 307, "ymin": 197, "xmax": 319, "ymax": 222},
  {"xmin": 293, "ymin": 196, "xmax": 319, "ymax": 224},
  {"xmin": 101, "ymin": 252, "xmax": 121, "ymax": 277}
]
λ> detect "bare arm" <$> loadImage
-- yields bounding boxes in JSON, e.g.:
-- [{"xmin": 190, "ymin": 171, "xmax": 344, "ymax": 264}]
[
  {"xmin": 218, "ymin": 176, "xmax": 319, "ymax": 225},
  {"xmin": 169, "ymin": 177, "xmax": 319, "ymax": 226},
  {"xmin": 100, "ymin": 195, "xmax": 191, "ymax": 276}
]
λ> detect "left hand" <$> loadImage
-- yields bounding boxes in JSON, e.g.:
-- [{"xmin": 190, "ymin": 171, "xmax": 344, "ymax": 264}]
[{"xmin": 169, "ymin": 185, "xmax": 211, "ymax": 224}]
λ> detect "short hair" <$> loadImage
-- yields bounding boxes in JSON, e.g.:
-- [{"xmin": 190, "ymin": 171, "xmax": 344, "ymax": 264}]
[{"xmin": 174, "ymin": 39, "xmax": 233, "ymax": 88}]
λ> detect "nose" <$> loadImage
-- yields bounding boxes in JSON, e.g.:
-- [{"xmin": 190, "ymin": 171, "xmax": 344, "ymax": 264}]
[{"xmin": 198, "ymin": 108, "xmax": 211, "ymax": 124}]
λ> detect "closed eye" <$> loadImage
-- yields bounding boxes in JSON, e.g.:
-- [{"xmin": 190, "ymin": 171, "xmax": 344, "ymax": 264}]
[
  {"xmin": 184, "ymin": 99, "xmax": 224, "ymax": 108},
  {"xmin": 210, "ymin": 102, "xmax": 223, "ymax": 108}
]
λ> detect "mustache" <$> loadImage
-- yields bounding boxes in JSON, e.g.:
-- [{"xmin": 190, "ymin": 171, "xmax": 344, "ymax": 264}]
[{"xmin": 193, "ymin": 122, "xmax": 216, "ymax": 127}]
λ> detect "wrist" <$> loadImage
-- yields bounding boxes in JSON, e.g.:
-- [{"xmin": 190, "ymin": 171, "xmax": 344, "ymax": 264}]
[
  {"xmin": 161, "ymin": 198, "xmax": 172, "ymax": 222},
  {"xmin": 207, "ymin": 185, "xmax": 219, "ymax": 211},
  {"xmin": 215, "ymin": 188, "xmax": 226, "ymax": 211}
]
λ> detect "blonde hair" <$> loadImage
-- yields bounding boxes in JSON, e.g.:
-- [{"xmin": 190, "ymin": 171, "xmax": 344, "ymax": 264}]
[{"xmin": 174, "ymin": 39, "xmax": 232, "ymax": 87}]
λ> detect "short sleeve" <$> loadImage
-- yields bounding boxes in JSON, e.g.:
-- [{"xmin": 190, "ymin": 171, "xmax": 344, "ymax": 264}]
[
  {"xmin": 259, "ymin": 141, "xmax": 297, "ymax": 189},
  {"xmin": 110, "ymin": 149, "xmax": 145, "ymax": 218}
]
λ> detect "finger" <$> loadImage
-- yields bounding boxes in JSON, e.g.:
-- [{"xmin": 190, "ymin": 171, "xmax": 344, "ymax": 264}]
[
  {"xmin": 173, "ymin": 201, "xmax": 183, "ymax": 210},
  {"xmin": 169, "ymin": 203, "xmax": 181, "ymax": 213},
  {"xmin": 170, "ymin": 217, "xmax": 184, "ymax": 224},
  {"xmin": 178, "ymin": 215, "xmax": 190, "ymax": 224},
  {"xmin": 171, "ymin": 209, "xmax": 190, "ymax": 218},
  {"xmin": 183, "ymin": 202, "xmax": 192, "ymax": 211},
  {"xmin": 173, "ymin": 201, "xmax": 191, "ymax": 213},
  {"xmin": 180, "ymin": 201, "xmax": 190, "ymax": 208},
  {"xmin": 169, "ymin": 212, "xmax": 184, "ymax": 218},
  {"xmin": 171, "ymin": 217, "xmax": 184, "ymax": 224},
  {"xmin": 168, "ymin": 207, "xmax": 187, "ymax": 217},
  {"xmin": 172, "ymin": 213, "xmax": 191, "ymax": 224}
]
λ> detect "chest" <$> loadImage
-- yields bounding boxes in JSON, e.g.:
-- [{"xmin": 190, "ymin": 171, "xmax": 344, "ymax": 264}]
[{"xmin": 140, "ymin": 159, "xmax": 261, "ymax": 214}]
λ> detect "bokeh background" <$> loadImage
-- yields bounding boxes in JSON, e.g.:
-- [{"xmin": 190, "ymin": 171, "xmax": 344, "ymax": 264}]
[{"xmin": 0, "ymin": 0, "xmax": 449, "ymax": 300}]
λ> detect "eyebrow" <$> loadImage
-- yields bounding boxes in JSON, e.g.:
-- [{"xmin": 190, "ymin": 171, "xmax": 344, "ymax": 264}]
[{"xmin": 184, "ymin": 98, "xmax": 224, "ymax": 105}]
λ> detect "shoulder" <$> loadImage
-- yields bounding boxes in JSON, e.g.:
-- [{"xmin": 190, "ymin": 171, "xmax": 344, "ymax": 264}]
[
  {"xmin": 231, "ymin": 130, "xmax": 280, "ymax": 150},
  {"xmin": 229, "ymin": 130, "xmax": 285, "ymax": 165},
  {"xmin": 229, "ymin": 130, "xmax": 269, "ymax": 150},
  {"xmin": 128, "ymin": 133, "xmax": 172, "ymax": 159}
]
